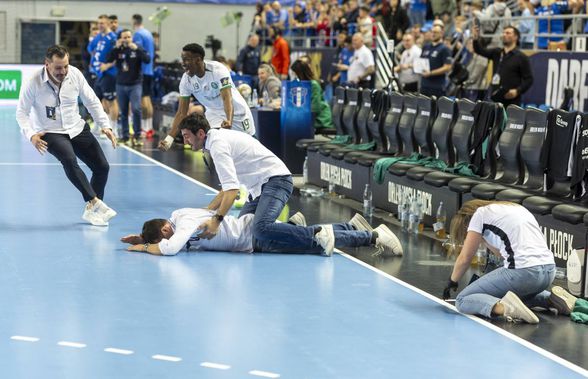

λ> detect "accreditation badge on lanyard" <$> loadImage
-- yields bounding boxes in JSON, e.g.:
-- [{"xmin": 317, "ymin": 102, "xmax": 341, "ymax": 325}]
[
  {"xmin": 492, "ymin": 52, "xmax": 505, "ymax": 86},
  {"xmin": 46, "ymin": 81, "xmax": 60, "ymax": 120}
]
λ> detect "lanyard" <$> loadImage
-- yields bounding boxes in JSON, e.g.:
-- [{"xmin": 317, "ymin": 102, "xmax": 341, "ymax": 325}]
[{"xmin": 46, "ymin": 81, "xmax": 61, "ymax": 107}]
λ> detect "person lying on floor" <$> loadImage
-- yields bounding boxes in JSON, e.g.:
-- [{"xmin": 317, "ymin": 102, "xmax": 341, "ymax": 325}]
[
  {"xmin": 443, "ymin": 200, "xmax": 577, "ymax": 324},
  {"xmin": 121, "ymin": 208, "xmax": 403, "ymax": 257}
]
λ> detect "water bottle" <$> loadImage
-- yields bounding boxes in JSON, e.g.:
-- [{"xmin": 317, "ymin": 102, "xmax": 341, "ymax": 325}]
[
  {"xmin": 251, "ymin": 89, "xmax": 259, "ymax": 108},
  {"xmin": 363, "ymin": 184, "xmax": 373, "ymax": 218},
  {"xmin": 416, "ymin": 198, "xmax": 424, "ymax": 233},
  {"xmin": 434, "ymin": 201, "xmax": 447, "ymax": 239},
  {"xmin": 328, "ymin": 177, "xmax": 336, "ymax": 195},
  {"xmin": 408, "ymin": 197, "xmax": 418, "ymax": 234},
  {"xmin": 302, "ymin": 156, "xmax": 308, "ymax": 185},
  {"xmin": 263, "ymin": 89, "xmax": 270, "ymax": 107},
  {"xmin": 400, "ymin": 195, "xmax": 409, "ymax": 232}
]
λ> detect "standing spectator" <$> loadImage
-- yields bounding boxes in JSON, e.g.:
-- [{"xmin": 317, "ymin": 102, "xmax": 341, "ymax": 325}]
[
  {"xmin": 82, "ymin": 24, "xmax": 99, "ymax": 90},
  {"xmin": 291, "ymin": 59, "xmax": 334, "ymax": 130},
  {"xmin": 290, "ymin": 3, "xmax": 312, "ymax": 47},
  {"xmin": 463, "ymin": 38, "xmax": 489, "ymax": 100},
  {"xmin": 420, "ymin": 25, "xmax": 453, "ymax": 97},
  {"xmin": 132, "ymin": 14, "xmax": 156, "ymax": 139},
  {"xmin": 87, "ymin": 14, "xmax": 119, "ymax": 136},
  {"xmin": 104, "ymin": 30, "xmax": 150, "ymax": 146},
  {"xmin": 358, "ymin": 5, "xmax": 374, "ymax": 47},
  {"xmin": 331, "ymin": 33, "xmax": 353, "ymax": 85},
  {"xmin": 395, "ymin": 34, "xmax": 422, "ymax": 92},
  {"xmin": 409, "ymin": 0, "xmax": 428, "ymax": 27},
  {"xmin": 270, "ymin": 26, "xmax": 290, "ymax": 80},
  {"xmin": 346, "ymin": 0, "xmax": 361, "ymax": 25},
  {"xmin": 517, "ymin": 0, "xmax": 536, "ymax": 49},
  {"xmin": 258, "ymin": 63, "xmax": 282, "ymax": 108},
  {"xmin": 411, "ymin": 24, "xmax": 425, "ymax": 47},
  {"xmin": 478, "ymin": 0, "xmax": 512, "ymax": 48},
  {"xmin": 236, "ymin": 34, "xmax": 261, "ymax": 79},
  {"xmin": 252, "ymin": 3, "xmax": 269, "ymax": 43},
  {"xmin": 336, "ymin": 33, "xmax": 375, "ymax": 88},
  {"xmin": 441, "ymin": 11, "xmax": 455, "ymax": 38},
  {"xmin": 384, "ymin": 0, "xmax": 410, "ymax": 43},
  {"xmin": 473, "ymin": 25, "xmax": 533, "ymax": 107},
  {"xmin": 315, "ymin": 4, "xmax": 332, "ymax": 46},
  {"xmin": 267, "ymin": 1, "xmax": 289, "ymax": 32},
  {"xmin": 431, "ymin": 0, "xmax": 457, "ymax": 18},
  {"xmin": 331, "ymin": 7, "xmax": 348, "ymax": 36}
]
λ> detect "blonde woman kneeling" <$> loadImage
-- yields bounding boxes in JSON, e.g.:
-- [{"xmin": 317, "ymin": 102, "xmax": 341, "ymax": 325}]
[{"xmin": 443, "ymin": 200, "xmax": 576, "ymax": 323}]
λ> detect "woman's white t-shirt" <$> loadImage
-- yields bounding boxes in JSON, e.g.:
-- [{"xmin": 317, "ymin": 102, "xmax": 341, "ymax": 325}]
[{"xmin": 467, "ymin": 203, "xmax": 555, "ymax": 269}]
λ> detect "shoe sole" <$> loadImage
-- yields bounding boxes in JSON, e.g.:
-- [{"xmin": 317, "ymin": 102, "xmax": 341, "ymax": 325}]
[
  {"xmin": 288, "ymin": 212, "xmax": 307, "ymax": 226},
  {"xmin": 350, "ymin": 213, "xmax": 373, "ymax": 232},
  {"xmin": 504, "ymin": 291, "xmax": 539, "ymax": 324},
  {"xmin": 102, "ymin": 210, "xmax": 117, "ymax": 222},
  {"xmin": 550, "ymin": 286, "xmax": 577, "ymax": 316},
  {"xmin": 82, "ymin": 215, "xmax": 109, "ymax": 226}
]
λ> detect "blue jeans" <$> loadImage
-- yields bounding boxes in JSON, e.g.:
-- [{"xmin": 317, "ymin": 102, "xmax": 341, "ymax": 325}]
[
  {"xmin": 456, "ymin": 264, "xmax": 556, "ymax": 318},
  {"xmin": 254, "ymin": 222, "xmax": 372, "ymax": 253},
  {"xmin": 240, "ymin": 175, "xmax": 332, "ymax": 250},
  {"xmin": 409, "ymin": 9, "xmax": 426, "ymax": 28},
  {"xmin": 116, "ymin": 83, "xmax": 142, "ymax": 140}
]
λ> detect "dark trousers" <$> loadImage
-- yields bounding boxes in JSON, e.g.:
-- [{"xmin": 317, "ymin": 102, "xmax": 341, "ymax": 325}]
[{"xmin": 42, "ymin": 124, "xmax": 110, "ymax": 202}]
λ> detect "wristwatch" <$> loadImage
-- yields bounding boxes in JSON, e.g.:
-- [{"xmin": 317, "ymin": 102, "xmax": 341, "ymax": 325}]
[{"xmin": 213, "ymin": 214, "xmax": 224, "ymax": 222}]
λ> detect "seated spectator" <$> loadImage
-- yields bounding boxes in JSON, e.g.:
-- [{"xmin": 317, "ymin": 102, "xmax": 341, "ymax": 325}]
[
  {"xmin": 441, "ymin": 11, "xmax": 456, "ymax": 38},
  {"xmin": 346, "ymin": 0, "xmax": 361, "ymax": 24},
  {"xmin": 291, "ymin": 59, "xmax": 334, "ymax": 130},
  {"xmin": 258, "ymin": 63, "xmax": 282, "ymax": 109},
  {"xmin": 517, "ymin": 0, "xmax": 536, "ymax": 49},
  {"xmin": 463, "ymin": 38, "xmax": 489, "ymax": 100},
  {"xmin": 358, "ymin": 5, "xmax": 374, "ymax": 47},
  {"xmin": 395, "ymin": 33, "xmax": 422, "ymax": 92},
  {"xmin": 384, "ymin": 0, "xmax": 410, "ymax": 43},
  {"xmin": 409, "ymin": 0, "xmax": 428, "ymax": 28},
  {"xmin": 477, "ymin": 0, "xmax": 512, "ymax": 48},
  {"xmin": 537, "ymin": 0, "xmax": 581, "ymax": 50}
]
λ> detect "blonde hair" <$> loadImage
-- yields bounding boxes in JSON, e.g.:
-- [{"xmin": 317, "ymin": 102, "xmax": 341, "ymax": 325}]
[{"xmin": 448, "ymin": 200, "xmax": 517, "ymax": 256}]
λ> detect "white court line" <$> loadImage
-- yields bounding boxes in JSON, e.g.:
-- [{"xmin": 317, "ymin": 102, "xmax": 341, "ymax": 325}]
[
  {"xmin": 0, "ymin": 162, "xmax": 156, "ymax": 166},
  {"xmin": 152, "ymin": 354, "xmax": 182, "ymax": 362},
  {"xmin": 249, "ymin": 369, "xmax": 281, "ymax": 378},
  {"xmin": 200, "ymin": 362, "xmax": 231, "ymax": 370},
  {"xmin": 57, "ymin": 341, "xmax": 86, "ymax": 348},
  {"xmin": 10, "ymin": 336, "xmax": 39, "ymax": 342},
  {"xmin": 104, "ymin": 347, "xmax": 134, "ymax": 355},
  {"xmin": 121, "ymin": 143, "xmax": 588, "ymax": 377},
  {"xmin": 338, "ymin": 251, "xmax": 588, "ymax": 377}
]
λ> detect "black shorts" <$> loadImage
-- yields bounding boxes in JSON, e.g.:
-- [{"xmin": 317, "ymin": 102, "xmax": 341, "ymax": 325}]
[
  {"xmin": 142, "ymin": 75, "xmax": 153, "ymax": 98},
  {"xmin": 95, "ymin": 73, "xmax": 117, "ymax": 101}
]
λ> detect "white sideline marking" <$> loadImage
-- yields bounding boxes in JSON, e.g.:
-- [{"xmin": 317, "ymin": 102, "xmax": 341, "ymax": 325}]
[
  {"xmin": 152, "ymin": 354, "xmax": 182, "ymax": 362},
  {"xmin": 57, "ymin": 341, "xmax": 86, "ymax": 348},
  {"xmin": 104, "ymin": 347, "xmax": 134, "ymax": 355},
  {"xmin": 249, "ymin": 370, "xmax": 281, "ymax": 378},
  {"xmin": 122, "ymin": 138, "xmax": 588, "ymax": 377},
  {"xmin": 200, "ymin": 362, "xmax": 231, "ymax": 370},
  {"xmin": 10, "ymin": 336, "xmax": 39, "ymax": 342}
]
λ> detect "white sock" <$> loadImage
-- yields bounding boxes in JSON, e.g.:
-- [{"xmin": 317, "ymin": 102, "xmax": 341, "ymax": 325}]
[{"xmin": 145, "ymin": 118, "xmax": 153, "ymax": 132}]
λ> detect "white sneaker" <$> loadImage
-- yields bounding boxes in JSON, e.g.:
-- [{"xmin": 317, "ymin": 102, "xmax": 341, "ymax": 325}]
[
  {"xmin": 82, "ymin": 205, "xmax": 109, "ymax": 226},
  {"xmin": 349, "ymin": 213, "xmax": 374, "ymax": 232},
  {"xmin": 373, "ymin": 224, "xmax": 403, "ymax": 256},
  {"xmin": 315, "ymin": 224, "xmax": 335, "ymax": 257},
  {"xmin": 501, "ymin": 291, "xmax": 539, "ymax": 324},
  {"xmin": 94, "ymin": 199, "xmax": 117, "ymax": 222},
  {"xmin": 289, "ymin": 211, "xmax": 307, "ymax": 226},
  {"xmin": 549, "ymin": 286, "xmax": 577, "ymax": 316}
]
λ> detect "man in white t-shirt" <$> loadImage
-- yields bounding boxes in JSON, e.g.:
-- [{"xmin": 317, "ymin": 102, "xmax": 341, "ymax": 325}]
[
  {"xmin": 335, "ymin": 33, "xmax": 375, "ymax": 88},
  {"xmin": 159, "ymin": 43, "xmax": 255, "ymax": 151},
  {"xmin": 121, "ymin": 208, "xmax": 402, "ymax": 256},
  {"xmin": 394, "ymin": 34, "xmax": 422, "ymax": 92}
]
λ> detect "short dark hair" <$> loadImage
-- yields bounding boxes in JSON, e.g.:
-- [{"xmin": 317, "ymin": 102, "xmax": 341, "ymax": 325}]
[
  {"xmin": 46, "ymin": 45, "xmax": 69, "ymax": 60},
  {"xmin": 179, "ymin": 113, "xmax": 211, "ymax": 135},
  {"xmin": 182, "ymin": 43, "xmax": 205, "ymax": 59},
  {"xmin": 132, "ymin": 14, "xmax": 143, "ymax": 24},
  {"xmin": 98, "ymin": 14, "xmax": 108, "ymax": 19},
  {"xmin": 360, "ymin": 5, "xmax": 370, "ymax": 12},
  {"xmin": 291, "ymin": 59, "xmax": 315, "ymax": 81},
  {"xmin": 141, "ymin": 219, "xmax": 168, "ymax": 244},
  {"xmin": 108, "ymin": 15, "xmax": 118, "ymax": 21},
  {"xmin": 120, "ymin": 29, "xmax": 132, "ymax": 36},
  {"xmin": 504, "ymin": 25, "xmax": 520, "ymax": 42}
]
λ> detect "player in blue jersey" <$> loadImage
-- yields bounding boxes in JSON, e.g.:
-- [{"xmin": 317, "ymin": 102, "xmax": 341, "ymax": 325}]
[
  {"xmin": 87, "ymin": 14, "xmax": 119, "ymax": 136},
  {"xmin": 132, "ymin": 14, "xmax": 156, "ymax": 139}
]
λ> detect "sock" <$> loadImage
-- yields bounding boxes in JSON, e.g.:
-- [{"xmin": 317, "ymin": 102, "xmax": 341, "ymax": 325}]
[
  {"xmin": 370, "ymin": 231, "xmax": 379, "ymax": 245},
  {"xmin": 146, "ymin": 118, "xmax": 153, "ymax": 132},
  {"xmin": 141, "ymin": 119, "xmax": 147, "ymax": 132}
]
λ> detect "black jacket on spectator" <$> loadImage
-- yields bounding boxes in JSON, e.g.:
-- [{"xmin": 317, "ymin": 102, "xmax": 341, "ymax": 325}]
[
  {"xmin": 384, "ymin": 7, "xmax": 410, "ymax": 43},
  {"xmin": 236, "ymin": 45, "xmax": 261, "ymax": 76},
  {"xmin": 106, "ymin": 46, "xmax": 150, "ymax": 85},
  {"xmin": 473, "ymin": 40, "xmax": 533, "ymax": 107}
]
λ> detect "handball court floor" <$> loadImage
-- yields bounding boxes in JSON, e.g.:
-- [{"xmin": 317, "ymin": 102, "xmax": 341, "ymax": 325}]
[{"xmin": 1, "ymin": 106, "xmax": 587, "ymax": 378}]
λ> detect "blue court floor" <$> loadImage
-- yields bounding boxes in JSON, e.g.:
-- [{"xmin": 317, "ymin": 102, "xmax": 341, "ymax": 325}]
[{"xmin": 1, "ymin": 106, "xmax": 587, "ymax": 378}]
